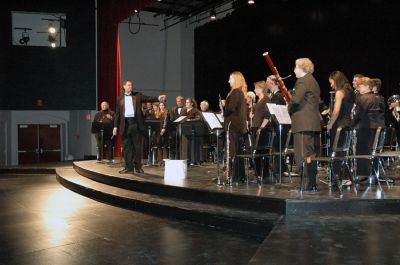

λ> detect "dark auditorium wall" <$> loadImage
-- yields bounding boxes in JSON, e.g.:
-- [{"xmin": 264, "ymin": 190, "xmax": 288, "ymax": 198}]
[
  {"xmin": 195, "ymin": 0, "xmax": 400, "ymax": 110},
  {"xmin": 0, "ymin": 0, "xmax": 96, "ymax": 110}
]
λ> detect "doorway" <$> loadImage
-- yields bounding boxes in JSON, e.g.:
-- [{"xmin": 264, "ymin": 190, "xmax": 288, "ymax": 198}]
[{"xmin": 18, "ymin": 124, "xmax": 61, "ymax": 164}]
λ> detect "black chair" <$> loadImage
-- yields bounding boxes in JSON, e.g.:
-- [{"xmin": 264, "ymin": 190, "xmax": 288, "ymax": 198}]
[
  {"xmin": 305, "ymin": 127, "xmax": 354, "ymax": 192},
  {"xmin": 271, "ymin": 129, "xmax": 295, "ymax": 183},
  {"xmin": 350, "ymin": 127, "xmax": 392, "ymax": 189},
  {"xmin": 236, "ymin": 128, "xmax": 275, "ymax": 184}
]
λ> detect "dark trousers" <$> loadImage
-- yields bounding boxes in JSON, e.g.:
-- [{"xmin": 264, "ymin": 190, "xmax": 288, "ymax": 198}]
[
  {"xmin": 95, "ymin": 133, "xmax": 114, "ymax": 160},
  {"xmin": 356, "ymin": 128, "xmax": 375, "ymax": 176},
  {"xmin": 294, "ymin": 131, "xmax": 318, "ymax": 186},
  {"xmin": 122, "ymin": 119, "xmax": 143, "ymax": 170}
]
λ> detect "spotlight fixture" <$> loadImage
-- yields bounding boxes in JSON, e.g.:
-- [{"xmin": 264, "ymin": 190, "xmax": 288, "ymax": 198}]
[
  {"xmin": 210, "ymin": 9, "xmax": 216, "ymax": 20},
  {"xmin": 48, "ymin": 34, "xmax": 57, "ymax": 48},
  {"xmin": 48, "ymin": 23, "xmax": 57, "ymax": 34},
  {"xmin": 248, "ymin": 0, "xmax": 255, "ymax": 4},
  {"xmin": 19, "ymin": 31, "xmax": 30, "ymax": 45}
]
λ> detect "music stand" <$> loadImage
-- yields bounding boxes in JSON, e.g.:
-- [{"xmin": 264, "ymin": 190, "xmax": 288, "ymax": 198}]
[
  {"xmin": 201, "ymin": 112, "xmax": 224, "ymax": 186},
  {"xmin": 173, "ymin": 116, "xmax": 188, "ymax": 160},
  {"xmin": 267, "ymin": 103, "xmax": 291, "ymax": 184},
  {"xmin": 144, "ymin": 119, "xmax": 161, "ymax": 166},
  {"xmin": 91, "ymin": 121, "xmax": 104, "ymax": 161}
]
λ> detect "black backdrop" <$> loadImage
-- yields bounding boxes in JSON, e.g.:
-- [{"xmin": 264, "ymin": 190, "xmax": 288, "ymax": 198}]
[
  {"xmin": 195, "ymin": 0, "xmax": 400, "ymax": 110},
  {"xmin": 0, "ymin": 0, "xmax": 96, "ymax": 110}
]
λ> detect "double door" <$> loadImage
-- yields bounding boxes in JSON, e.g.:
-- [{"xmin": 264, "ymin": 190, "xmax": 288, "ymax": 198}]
[{"xmin": 18, "ymin": 124, "xmax": 61, "ymax": 164}]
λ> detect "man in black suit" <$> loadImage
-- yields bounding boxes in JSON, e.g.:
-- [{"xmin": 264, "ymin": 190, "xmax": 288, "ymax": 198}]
[
  {"xmin": 289, "ymin": 58, "xmax": 321, "ymax": 191},
  {"xmin": 113, "ymin": 80, "xmax": 166, "ymax": 174}
]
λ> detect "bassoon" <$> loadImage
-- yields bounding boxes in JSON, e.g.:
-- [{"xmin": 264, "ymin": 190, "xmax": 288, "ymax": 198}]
[{"xmin": 262, "ymin": 52, "xmax": 291, "ymax": 103}]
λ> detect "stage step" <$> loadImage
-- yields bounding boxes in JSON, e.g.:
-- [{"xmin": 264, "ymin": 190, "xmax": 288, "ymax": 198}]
[{"xmin": 56, "ymin": 167, "xmax": 281, "ymax": 238}]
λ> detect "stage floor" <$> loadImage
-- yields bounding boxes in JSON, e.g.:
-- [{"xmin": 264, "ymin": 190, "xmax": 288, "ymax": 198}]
[{"xmin": 83, "ymin": 159, "xmax": 400, "ymax": 201}]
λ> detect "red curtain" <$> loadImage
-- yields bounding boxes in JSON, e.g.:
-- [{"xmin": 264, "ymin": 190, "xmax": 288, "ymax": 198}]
[{"xmin": 97, "ymin": 0, "xmax": 154, "ymax": 157}]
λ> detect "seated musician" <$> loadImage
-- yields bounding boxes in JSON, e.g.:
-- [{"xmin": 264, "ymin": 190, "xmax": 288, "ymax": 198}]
[
  {"xmin": 351, "ymin": 77, "xmax": 385, "ymax": 181},
  {"xmin": 93, "ymin": 101, "xmax": 115, "ymax": 161},
  {"xmin": 181, "ymin": 97, "xmax": 202, "ymax": 165}
]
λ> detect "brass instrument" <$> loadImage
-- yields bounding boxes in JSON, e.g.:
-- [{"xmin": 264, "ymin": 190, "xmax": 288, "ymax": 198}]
[{"xmin": 388, "ymin": 95, "xmax": 400, "ymax": 121}]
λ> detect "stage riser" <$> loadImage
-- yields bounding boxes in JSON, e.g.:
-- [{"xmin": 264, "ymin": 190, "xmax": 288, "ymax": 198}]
[
  {"xmin": 74, "ymin": 164, "xmax": 286, "ymax": 214},
  {"xmin": 286, "ymin": 200, "xmax": 400, "ymax": 216},
  {"xmin": 56, "ymin": 173, "xmax": 278, "ymax": 238}
]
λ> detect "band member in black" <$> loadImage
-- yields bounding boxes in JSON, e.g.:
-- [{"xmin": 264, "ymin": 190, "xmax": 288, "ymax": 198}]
[
  {"xmin": 352, "ymin": 77, "xmax": 385, "ymax": 180},
  {"xmin": 221, "ymin": 71, "xmax": 248, "ymax": 183},
  {"xmin": 251, "ymin": 80, "xmax": 271, "ymax": 179},
  {"xmin": 180, "ymin": 97, "xmax": 202, "ymax": 165},
  {"xmin": 289, "ymin": 58, "xmax": 321, "ymax": 192},
  {"xmin": 157, "ymin": 102, "xmax": 170, "ymax": 166},
  {"xmin": 387, "ymin": 95, "xmax": 400, "ymax": 147},
  {"xmin": 93, "ymin": 101, "xmax": 115, "ymax": 161},
  {"xmin": 326, "ymin": 70, "xmax": 355, "ymax": 186},
  {"xmin": 267, "ymin": 75, "xmax": 289, "ymax": 175},
  {"xmin": 113, "ymin": 80, "xmax": 166, "ymax": 174}
]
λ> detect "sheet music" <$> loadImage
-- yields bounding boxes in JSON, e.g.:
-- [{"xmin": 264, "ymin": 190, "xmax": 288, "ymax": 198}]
[
  {"xmin": 173, "ymin": 116, "xmax": 187, "ymax": 123},
  {"xmin": 202, "ymin": 112, "xmax": 223, "ymax": 130},
  {"xmin": 216, "ymin": 113, "xmax": 224, "ymax": 123},
  {"xmin": 267, "ymin": 103, "xmax": 291, "ymax": 124}
]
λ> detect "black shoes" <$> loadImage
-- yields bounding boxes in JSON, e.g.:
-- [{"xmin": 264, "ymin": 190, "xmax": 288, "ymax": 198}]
[
  {"xmin": 119, "ymin": 168, "xmax": 134, "ymax": 174},
  {"xmin": 308, "ymin": 186, "xmax": 318, "ymax": 192},
  {"xmin": 135, "ymin": 168, "xmax": 144, "ymax": 173}
]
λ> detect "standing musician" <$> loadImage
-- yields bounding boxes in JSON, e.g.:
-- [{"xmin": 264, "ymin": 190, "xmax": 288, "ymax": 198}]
[
  {"xmin": 93, "ymin": 101, "xmax": 115, "ymax": 162},
  {"xmin": 267, "ymin": 75, "xmax": 286, "ymax": 105},
  {"xmin": 289, "ymin": 58, "xmax": 321, "ymax": 192},
  {"xmin": 352, "ymin": 74, "xmax": 364, "ymax": 91},
  {"xmin": 251, "ymin": 81, "xmax": 272, "ymax": 179},
  {"xmin": 351, "ymin": 77, "xmax": 385, "ymax": 180},
  {"xmin": 113, "ymin": 80, "xmax": 166, "ymax": 174},
  {"xmin": 266, "ymin": 75, "xmax": 289, "ymax": 175},
  {"xmin": 220, "ymin": 71, "xmax": 248, "ymax": 183},
  {"xmin": 157, "ymin": 102, "xmax": 170, "ymax": 166},
  {"xmin": 326, "ymin": 70, "xmax": 355, "ymax": 186}
]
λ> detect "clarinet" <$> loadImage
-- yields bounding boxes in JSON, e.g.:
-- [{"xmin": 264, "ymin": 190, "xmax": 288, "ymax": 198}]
[{"xmin": 226, "ymin": 121, "xmax": 232, "ymax": 185}]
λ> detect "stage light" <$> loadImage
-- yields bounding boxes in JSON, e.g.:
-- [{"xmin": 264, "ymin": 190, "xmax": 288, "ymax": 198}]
[
  {"xmin": 48, "ymin": 23, "xmax": 57, "ymax": 34},
  {"xmin": 19, "ymin": 31, "xmax": 30, "ymax": 45},
  {"xmin": 48, "ymin": 34, "xmax": 57, "ymax": 48},
  {"xmin": 210, "ymin": 9, "xmax": 216, "ymax": 20},
  {"xmin": 248, "ymin": 0, "xmax": 255, "ymax": 4}
]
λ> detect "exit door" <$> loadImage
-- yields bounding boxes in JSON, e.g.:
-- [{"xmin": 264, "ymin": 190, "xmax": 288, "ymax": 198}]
[{"xmin": 18, "ymin": 124, "xmax": 61, "ymax": 164}]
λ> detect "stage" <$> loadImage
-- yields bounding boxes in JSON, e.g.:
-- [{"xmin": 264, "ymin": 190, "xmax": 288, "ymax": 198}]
[{"xmin": 55, "ymin": 160, "xmax": 400, "ymax": 238}]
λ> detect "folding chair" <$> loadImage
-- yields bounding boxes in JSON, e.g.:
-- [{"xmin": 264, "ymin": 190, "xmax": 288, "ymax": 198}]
[
  {"xmin": 236, "ymin": 128, "xmax": 275, "ymax": 184},
  {"xmin": 305, "ymin": 127, "xmax": 354, "ymax": 192},
  {"xmin": 350, "ymin": 127, "xmax": 392, "ymax": 190}
]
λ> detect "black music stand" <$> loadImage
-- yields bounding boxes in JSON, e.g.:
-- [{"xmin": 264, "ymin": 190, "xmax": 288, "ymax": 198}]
[
  {"xmin": 201, "ymin": 112, "xmax": 224, "ymax": 185},
  {"xmin": 144, "ymin": 119, "xmax": 161, "ymax": 166},
  {"xmin": 267, "ymin": 103, "xmax": 291, "ymax": 184},
  {"xmin": 91, "ymin": 121, "xmax": 114, "ymax": 162},
  {"xmin": 173, "ymin": 116, "xmax": 188, "ymax": 160}
]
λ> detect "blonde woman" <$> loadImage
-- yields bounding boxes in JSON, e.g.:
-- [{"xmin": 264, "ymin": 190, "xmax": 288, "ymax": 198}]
[{"xmin": 221, "ymin": 71, "xmax": 248, "ymax": 183}]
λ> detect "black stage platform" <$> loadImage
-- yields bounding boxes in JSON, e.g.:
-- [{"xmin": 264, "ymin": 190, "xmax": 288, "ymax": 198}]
[{"xmin": 56, "ymin": 160, "xmax": 400, "ymax": 239}]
